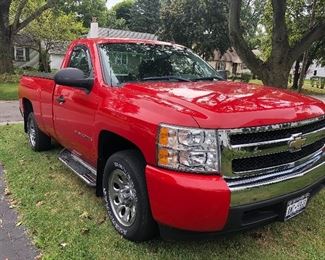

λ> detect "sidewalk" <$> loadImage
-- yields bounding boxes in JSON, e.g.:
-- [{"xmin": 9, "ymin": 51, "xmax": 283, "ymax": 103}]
[
  {"xmin": 310, "ymin": 95, "xmax": 325, "ymax": 102},
  {"xmin": 0, "ymin": 165, "xmax": 38, "ymax": 259},
  {"xmin": 0, "ymin": 101, "xmax": 23, "ymax": 125}
]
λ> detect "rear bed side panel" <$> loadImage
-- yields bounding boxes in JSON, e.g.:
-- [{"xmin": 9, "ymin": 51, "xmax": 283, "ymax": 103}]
[
  {"xmin": 39, "ymin": 78, "xmax": 56, "ymax": 137},
  {"xmin": 19, "ymin": 76, "xmax": 56, "ymax": 136}
]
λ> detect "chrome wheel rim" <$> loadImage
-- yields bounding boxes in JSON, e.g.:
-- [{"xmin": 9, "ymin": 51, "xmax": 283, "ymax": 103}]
[
  {"xmin": 28, "ymin": 118, "xmax": 36, "ymax": 147},
  {"xmin": 108, "ymin": 169, "xmax": 137, "ymax": 227}
]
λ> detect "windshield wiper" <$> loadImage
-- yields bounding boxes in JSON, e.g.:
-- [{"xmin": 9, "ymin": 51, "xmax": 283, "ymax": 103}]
[
  {"xmin": 192, "ymin": 75, "xmax": 224, "ymax": 81},
  {"xmin": 142, "ymin": 76, "xmax": 192, "ymax": 82}
]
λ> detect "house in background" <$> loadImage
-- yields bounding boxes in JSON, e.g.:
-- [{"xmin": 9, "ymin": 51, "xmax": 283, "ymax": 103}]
[
  {"xmin": 12, "ymin": 35, "xmax": 65, "ymax": 70},
  {"xmin": 44, "ymin": 21, "xmax": 159, "ymax": 71},
  {"xmin": 305, "ymin": 63, "xmax": 325, "ymax": 79},
  {"xmin": 208, "ymin": 48, "xmax": 261, "ymax": 77},
  {"xmin": 87, "ymin": 21, "xmax": 158, "ymax": 40},
  {"xmin": 48, "ymin": 42, "xmax": 69, "ymax": 70},
  {"xmin": 208, "ymin": 48, "xmax": 243, "ymax": 76},
  {"xmin": 13, "ymin": 35, "xmax": 38, "ymax": 69}
]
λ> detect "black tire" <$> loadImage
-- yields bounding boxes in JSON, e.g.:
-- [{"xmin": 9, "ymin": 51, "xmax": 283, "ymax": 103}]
[
  {"xmin": 103, "ymin": 150, "xmax": 157, "ymax": 241},
  {"xmin": 27, "ymin": 113, "xmax": 52, "ymax": 151}
]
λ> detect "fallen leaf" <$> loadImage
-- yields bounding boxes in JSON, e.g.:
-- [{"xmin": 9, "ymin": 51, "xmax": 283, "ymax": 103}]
[
  {"xmin": 97, "ymin": 216, "xmax": 106, "ymax": 225},
  {"xmin": 4, "ymin": 188, "xmax": 11, "ymax": 196},
  {"xmin": 36, "ymin": 201, "xmax": 44, "ymax": 207},
  {"xmin": 60, "ymin": 242, "xmax": 68, "ymax": 248},
  {"xmin": 81, "ymin": 227, "xmax": 90, "ymax": 235},
  {"xmin": 79, "ymin": 211, "xmax": 91, "ymax": 219}
]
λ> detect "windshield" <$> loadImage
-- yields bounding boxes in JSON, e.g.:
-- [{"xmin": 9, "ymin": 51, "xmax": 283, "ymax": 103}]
[{"xmin": 98, "ymin": 43, "xmax": 221, "ymax": 86}]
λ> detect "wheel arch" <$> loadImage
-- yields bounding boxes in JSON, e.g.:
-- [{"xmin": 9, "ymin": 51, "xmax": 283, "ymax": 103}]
[
  {"xmin": 96, "ymin": 129, "xmax": 146, "ymax": 196},
  {"xmin": 22, "ymin": 98, "xmax": 33, "ymax": 133}
]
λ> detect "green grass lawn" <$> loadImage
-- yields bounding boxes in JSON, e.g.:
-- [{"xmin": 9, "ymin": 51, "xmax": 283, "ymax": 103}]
[
  {"xmin": 0, "ymin": 124, "xmax": 324, "ymax": 259},
  {"xmin": 0, "ymin": 83, "xmax": 19, "ymax": 100},
  {"xmin": 249, "ymin": 79, "xmax": 325, "ymax": 95}
]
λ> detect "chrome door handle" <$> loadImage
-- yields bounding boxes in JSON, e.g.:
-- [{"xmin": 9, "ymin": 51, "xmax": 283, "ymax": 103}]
[{"xmin": 56, "ymin": 95, "xmax": 65, "ymax": 104}]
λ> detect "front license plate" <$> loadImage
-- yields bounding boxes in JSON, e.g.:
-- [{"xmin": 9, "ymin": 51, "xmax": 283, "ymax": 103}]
[{"xmin": 284, "ymin": 193, "xmax": 309, "ymax": 221}]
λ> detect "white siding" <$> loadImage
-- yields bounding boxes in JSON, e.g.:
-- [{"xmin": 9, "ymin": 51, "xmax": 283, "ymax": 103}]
[
  {"xmin": 305, "ymin": 64, "xmax": 325, "ymax": 79},
  {"xmin": 50, "ymin": 54, "xmax": 64, "ymax": 70}
]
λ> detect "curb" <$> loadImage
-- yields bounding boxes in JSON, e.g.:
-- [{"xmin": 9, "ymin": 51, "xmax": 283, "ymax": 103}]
[{"xmin": 0, "ymin": 121, "xmax": 23, "ymax": 126}]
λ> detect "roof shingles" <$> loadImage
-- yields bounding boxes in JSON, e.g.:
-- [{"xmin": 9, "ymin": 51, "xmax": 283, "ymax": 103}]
[{"xmin": 94, "ymin": 28, "xmax": 158, "ymax": 40}]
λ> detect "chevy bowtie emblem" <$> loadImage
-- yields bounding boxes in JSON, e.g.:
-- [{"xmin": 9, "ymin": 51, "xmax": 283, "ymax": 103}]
[{"xmin": 288, "ymin": 133, "xmax": 306, "ymax": 152}]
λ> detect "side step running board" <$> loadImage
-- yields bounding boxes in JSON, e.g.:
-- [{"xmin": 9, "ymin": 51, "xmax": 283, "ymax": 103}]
[{"xmin": 58, "ymin": 149, "xmax": 97, "ymax": 187}]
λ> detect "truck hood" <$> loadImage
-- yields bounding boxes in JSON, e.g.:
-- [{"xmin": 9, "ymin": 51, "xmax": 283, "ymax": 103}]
[{"xmin": 123, "ymin": 81, "xmax": 325, "ymax": 129}]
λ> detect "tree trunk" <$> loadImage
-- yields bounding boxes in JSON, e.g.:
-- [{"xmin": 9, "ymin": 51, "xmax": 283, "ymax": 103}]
[
  {"xmin": 259, "ymin": 64, "xmax": 291, "ymax": 88},
  {"xmin": 292, "ymin": 58, "xmax": 301, "ymax": 89},
  {"xmin": 297, "ymin": 51, "xmax": 309, "ymax": 92},
  {"xmin": 228, "ymin": 0, "xmax": 325, "ymax": 90},
  {"xmin": 38, "ymin": 45, "xmax": 51, "ymax": 73},
  {"xmin": 0, "ymin": 30, "xmax": 14, "ymax": 74}
]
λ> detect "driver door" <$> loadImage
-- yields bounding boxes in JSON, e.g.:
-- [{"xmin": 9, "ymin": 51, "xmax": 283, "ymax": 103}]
[{"xmin": 53, "ymin": 45, "xmax": 99, "ymax": 165}]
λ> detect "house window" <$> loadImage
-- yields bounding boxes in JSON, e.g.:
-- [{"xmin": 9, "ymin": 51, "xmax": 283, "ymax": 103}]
[
  {"xmin": 115, "ymin": 53, "xmax": 128, "ymax": 65},
  {"xmin": 216, "ymin": 61, "xmax": 225, "ymax": 70},
  {"xmin": 14, "ymin": 47, "xmax": 26, "ymax": 62}
]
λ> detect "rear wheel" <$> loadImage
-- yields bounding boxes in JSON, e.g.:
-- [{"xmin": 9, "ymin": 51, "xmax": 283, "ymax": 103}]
[
  {"xmin": 103, "ymin": 150, "xmax": 157, "ymax": 241},
  {"xmin": 27, "ymin": 113, "xmax": 51, "ymax": 151}
]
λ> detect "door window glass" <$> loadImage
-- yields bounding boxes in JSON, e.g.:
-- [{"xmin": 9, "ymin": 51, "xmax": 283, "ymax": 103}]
[{"xmin": 69, "ymin": 46, "xmax": 92, "ymax": 77}]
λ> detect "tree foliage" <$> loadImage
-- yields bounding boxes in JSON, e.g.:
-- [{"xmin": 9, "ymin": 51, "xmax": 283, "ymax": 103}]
[
  {"xmin": 240, "ymin": 0, "xmax": 267, "ymax": 50},
  {"xmin": 107, "ymin": 0, "xmax": 135, "ymax": 29},
  {"xmin": 59, "ymin": 0, "xmax": 108, "ymax": 27},
  {"xmin": 160, "ymin": 0, "xmax": 230, "ymax": 59},
  {"xmin": 0, "ymin": 0, "xmax": 57, "ymax": 73},
  {"xmin": 129, "ymin": 0, "xmax": 161, "ymax": 34},
  {"xmin": 24, "ymin": 10, "xmax": 85, "ymax": 72}
]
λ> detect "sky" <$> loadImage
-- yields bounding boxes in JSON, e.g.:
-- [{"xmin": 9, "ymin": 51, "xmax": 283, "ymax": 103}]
[{"xmin": 106, "ymin": 0, "xmax": 124, "ymax": 9}]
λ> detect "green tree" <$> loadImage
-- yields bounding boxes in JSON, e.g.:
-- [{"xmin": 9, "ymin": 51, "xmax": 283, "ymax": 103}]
[
  {"xmin": 129, "ymin": 0, "xmax": 161, "ymax": 34},
  {"xmin": 160, "ymin": 0, "xmax": 230, "ymax": 59},
  {"xmin": 229, "ymin": 0, "xmax": 325, "ymax": 88},
  {"xmin": 59, "ymin": 0, "xmax": 108, "ymax": 27},
  {"xmin": 107, "ymin": 0, "xmax": 135, "ymax": 29},
  {"xmin": 0, "ymin": 0, "xmax": 57, "ymax": 73},
  {"xmin": 24, "ymin": 11, "xmax": 85, "ymax": 72},
  {"xmin": 240, "ymin": 0, "xmax": 267, "ymax": 49}
]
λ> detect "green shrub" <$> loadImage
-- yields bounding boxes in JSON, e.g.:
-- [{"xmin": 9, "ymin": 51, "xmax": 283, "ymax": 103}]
[
  {"xmin": 0, "ymin": 73, "xmax": 21, "ymax": 83},
  {"xmin": 241, "ymin": 72, "xmax": 252, "ymax": 83}
]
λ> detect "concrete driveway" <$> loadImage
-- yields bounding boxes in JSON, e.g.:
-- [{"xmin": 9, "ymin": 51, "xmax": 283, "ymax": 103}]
[{"xmin": 0, "ymin": 101, "xmax": 22, "ymax": 125}]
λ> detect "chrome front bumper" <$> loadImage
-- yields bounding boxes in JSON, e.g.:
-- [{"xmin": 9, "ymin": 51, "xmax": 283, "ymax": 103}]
[{"xmin": 229, "ymin": 153, "xmax": 325, "ymax": 206}]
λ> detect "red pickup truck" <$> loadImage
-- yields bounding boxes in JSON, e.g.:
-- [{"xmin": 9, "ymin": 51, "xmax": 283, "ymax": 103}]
[{"xmin": 19, "ymin": 38, "xmax": 325, "ymax": 241}]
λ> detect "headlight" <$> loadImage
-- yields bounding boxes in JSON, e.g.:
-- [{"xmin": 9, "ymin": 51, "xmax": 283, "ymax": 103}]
[{"xmin": 157, "ymin": 124, "xmax": 219, "ymax": 173}]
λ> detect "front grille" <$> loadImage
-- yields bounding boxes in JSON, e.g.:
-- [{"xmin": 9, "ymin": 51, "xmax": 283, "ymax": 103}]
[
  {"xmin": 230, "ymin": 117, "xmax": 325, "ymax": 145},
  {"xmin": 232, "ymin": 138, "xmax": 324, "ymax": 173},
  {"xmin": 219, "ymin": 116, "xmax": 325, "ymax": 188}
]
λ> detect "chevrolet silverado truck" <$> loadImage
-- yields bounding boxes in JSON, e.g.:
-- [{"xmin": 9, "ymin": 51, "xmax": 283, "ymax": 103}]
[{"xmin": 19, "ymin": 38, "xmax": 325, "ymax": 241}]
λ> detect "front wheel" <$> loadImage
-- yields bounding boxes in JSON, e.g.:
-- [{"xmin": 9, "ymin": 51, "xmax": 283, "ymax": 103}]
[
  {"xmin": 103, "ymin": 150, "xmax": 157, "ymax": 241},
  {"xmin": 27, "ymin": 113, "xmax": 51, "ymax": 151}
]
